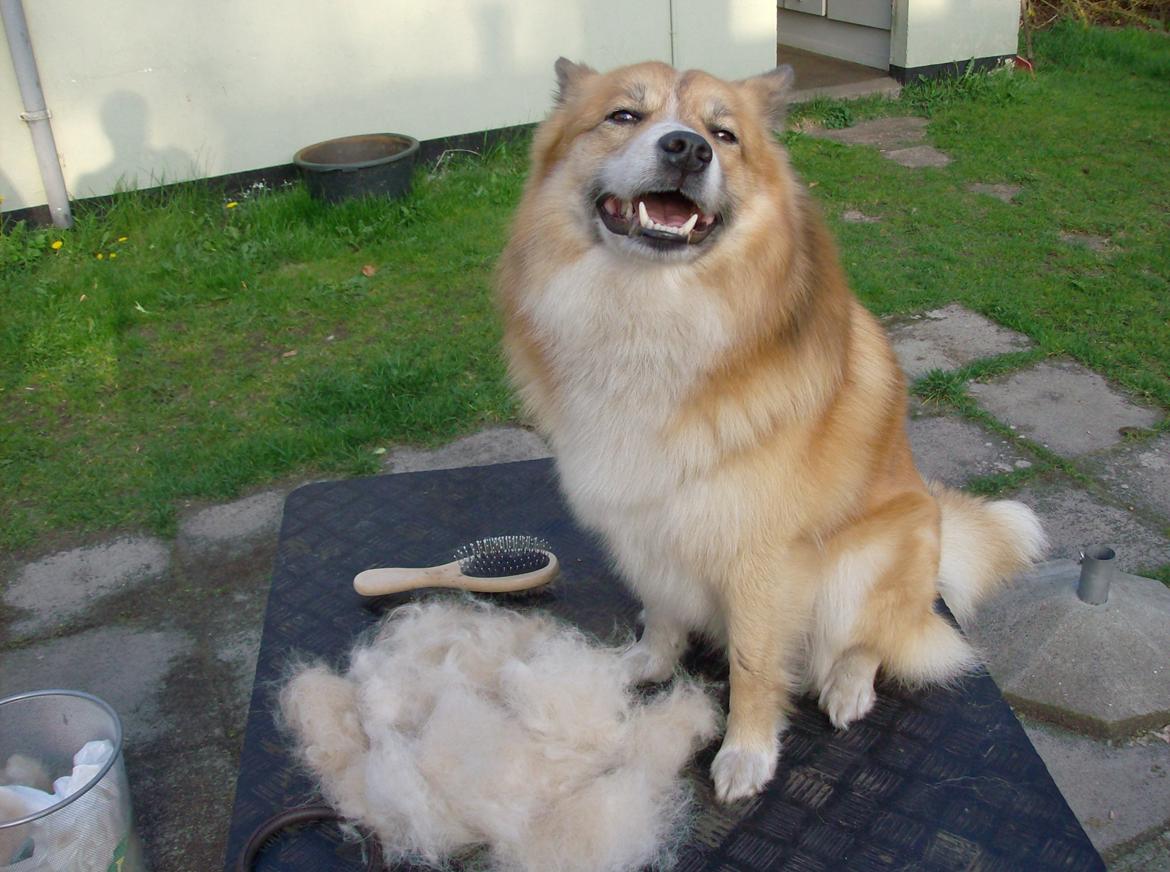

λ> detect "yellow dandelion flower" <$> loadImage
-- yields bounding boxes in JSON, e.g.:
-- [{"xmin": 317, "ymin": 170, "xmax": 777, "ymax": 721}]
[
  {"xmin": 225, "ymin": 201, "xmax": 238, "ymax": 209},
  {"xmin": 96, "ymin": 252, "xmax": 104, "ymax": 260},
  {"xmin": 109, "ymin": 252, "xmax": 118, "ymax": 259},
  {"xmin": 117, "ymin": 236, "xmax": 128, "ymax": 243},
  {"xmin": 51, "ymin": 240, "xmax": 63, "ymax": 250}
]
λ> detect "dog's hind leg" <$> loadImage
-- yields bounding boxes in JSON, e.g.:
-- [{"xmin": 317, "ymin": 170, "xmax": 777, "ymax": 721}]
[
  {"xmin": 622, "ymin": 608, "xmax": 689, "ymax": 684},
  {"xmin": 812, "ymin": 490, "xmax": 974, "ymax": 729},
  {"xmin": 818, "ymin": 646, "xmax": 881, "ymax": 730}
]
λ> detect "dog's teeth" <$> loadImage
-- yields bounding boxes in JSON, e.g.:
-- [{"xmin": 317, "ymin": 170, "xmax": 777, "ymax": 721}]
[
  {"xmin": 622, "ymin": 200, "xmax": 633, "ymax": 220},
  {"xmin": 680, "ymin": 214, "xmax": 699, "ymax": 236},
  {"xmin": 652, "ymin": 221, "xmax": 684, "ymax": 236},
  {"xmin": 638, "ymin": 201, "xmax": 652, "ymax": 229}
]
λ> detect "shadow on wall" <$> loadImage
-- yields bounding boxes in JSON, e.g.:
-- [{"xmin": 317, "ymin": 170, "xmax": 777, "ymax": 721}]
[{"xmin": 72, "ymin": 91, "xmax": 195, "ymax": 201}]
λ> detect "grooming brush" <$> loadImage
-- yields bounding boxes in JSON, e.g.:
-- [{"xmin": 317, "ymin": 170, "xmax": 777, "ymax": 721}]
[{"xmin": 353, "ymin": 535, "xmax": 558, "ymax": 596}]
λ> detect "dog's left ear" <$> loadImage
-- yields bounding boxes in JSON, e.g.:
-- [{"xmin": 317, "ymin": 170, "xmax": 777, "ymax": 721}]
[
  {"xmin": 554, "ymin": 57, "xmax": 597, "ymax": 106},
  {"xmin": 739, "ymin": 65, "xmax": 795, "ymax": 131}
]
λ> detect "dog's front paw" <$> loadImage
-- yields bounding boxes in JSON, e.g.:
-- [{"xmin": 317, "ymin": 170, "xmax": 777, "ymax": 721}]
[
  {"xmin": 818, "ymin": 659, "xmax": 877, "ymax": 730},
  {"xmin": 710, "ymin": 740, "xmax": 778, "ymax": 803}
]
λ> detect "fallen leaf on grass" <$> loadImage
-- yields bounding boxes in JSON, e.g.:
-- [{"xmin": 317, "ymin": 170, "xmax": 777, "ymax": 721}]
[
  {"xmin": 282, "ymin": 349, "xmax": 298, "ymax": 358},
  {"xmin": 361, "ymin": 264, "xmax": 378, "ymax": 277}
]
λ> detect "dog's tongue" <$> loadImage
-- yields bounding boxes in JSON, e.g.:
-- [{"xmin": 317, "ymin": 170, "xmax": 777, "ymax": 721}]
[{"xmin": 640, "ymin": 192, "xmax": 697, "ymax": 227}]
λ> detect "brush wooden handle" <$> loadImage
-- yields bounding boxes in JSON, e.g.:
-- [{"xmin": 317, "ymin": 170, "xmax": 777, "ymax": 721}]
[{"xmin": 353, "ymin": 553, "xmax": 559, "ymax": 596}]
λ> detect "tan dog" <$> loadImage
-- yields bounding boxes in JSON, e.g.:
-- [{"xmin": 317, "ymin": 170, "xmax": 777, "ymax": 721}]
[{"xmin": 497, "ymin": 58, "xmax": 1045, "ymax": 803}]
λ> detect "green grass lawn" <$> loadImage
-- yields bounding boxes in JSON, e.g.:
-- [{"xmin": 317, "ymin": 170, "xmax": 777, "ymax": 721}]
[{"xmin": 2, "ymin": 22, "xmax": 1168, "ymax": 553}]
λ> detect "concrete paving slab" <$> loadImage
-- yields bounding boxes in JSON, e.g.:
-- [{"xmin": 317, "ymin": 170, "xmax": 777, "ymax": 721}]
[
  {"xmin": 3, "ymin": 536, "xmax": 170, "ymax": 636},
  {"xmin": 803, "ymin": 117, "xmax": 952, "ymax": 168},
  {"xmin": 841, "ymin": 209, "xmax": 881, "ymax": 223},
  {"xmin": 966, "ymin": 183, "xmax": 1022, "ymax": 203},
  {"xmin": 882, "ymin": 145, "xmax": 952, "ymax": 168},
  {"xmin": 1009, "ymin": 481, "xmax": 1170, "ymax": 576},
  {"xmin": 383, "ymin": 424, "xmax": 550, "ymax": 473},
  {"xmin": 963, "ymin": 560, "xmax": 1170, "ymax": 738},
  {"xmin": 969, "ymin": 359, "xmax": 1161, "ymax": 457},
  {"xmin": 884, "ymin": 304, "xmax": 1034, "ymax": 380},
  {"xmin": 177, "ymin": 490, "xmax": 285, "ymax": 562},
  {"xmin": 1093, "ymin": 433, "xmax": 1170, "ymax": 521},
  {"xmin": 907, "ymin": 409, "xmax": 1033, "ymax": 486},
  {"xmin": 806, "ymin": 115, "xmax": 928, "ymax": 150},
  {"xmin": 1020, "ymin": 718, "xmax": 1170, "ymax": 859},
  {"xmin": 0, "ymin": 625, "xmax": 192, "ymax": 743}
]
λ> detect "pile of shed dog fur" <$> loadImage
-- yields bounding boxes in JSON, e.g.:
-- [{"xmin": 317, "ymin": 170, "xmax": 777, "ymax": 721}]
[{"xmin": 280, "ymin": 599, "xmax": 720, "ymax": 871}]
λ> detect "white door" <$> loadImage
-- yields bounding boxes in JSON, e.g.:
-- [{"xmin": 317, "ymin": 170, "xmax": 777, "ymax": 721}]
[{"xmin": 827, "ymin": 0, "xmax": 893, "ymax": 31}]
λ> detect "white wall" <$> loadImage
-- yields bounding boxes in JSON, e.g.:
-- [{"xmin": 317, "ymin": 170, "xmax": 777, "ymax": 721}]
[
  {"xmin": 673, "ymin": 0, "xmax": 780, "ymax": 79},
  {"xmin": 892, "ymin": 0, "xmax": 1020, "ymax": 69},
  {"xmin": 0, "ymin": 0, "xmax": 775, "ymax": 213}
]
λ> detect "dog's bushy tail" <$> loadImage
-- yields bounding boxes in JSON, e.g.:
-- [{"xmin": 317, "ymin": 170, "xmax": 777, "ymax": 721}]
[{"xmin": 932, "ymin": 483, "xmax": 1047, "ymax": 624}]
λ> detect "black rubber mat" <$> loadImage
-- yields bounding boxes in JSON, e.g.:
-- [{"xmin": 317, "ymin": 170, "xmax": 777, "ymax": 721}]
[{"xmin": 224, "ymin": 459, "xmax": 1103, "ymax": 871}]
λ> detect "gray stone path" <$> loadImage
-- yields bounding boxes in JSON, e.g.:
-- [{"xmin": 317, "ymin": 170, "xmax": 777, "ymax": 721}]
[
  {"xmin": 969, "ymin": 359, "xmax": 1160, "ymax": 457},
  {"xmin": 888, "ymin": 304, "xmax": 1034, "ymax": 380},
  {"xmin": 967, "ymin": 182, "xmax": 1023, "ymax": 203},
  {"xmin": 2, "ymin": 306, "xmax": 1169, "ymax": 870},
  {"xmin": 806, "ymin": 115, "xmax": 953, "ymax": 168}
]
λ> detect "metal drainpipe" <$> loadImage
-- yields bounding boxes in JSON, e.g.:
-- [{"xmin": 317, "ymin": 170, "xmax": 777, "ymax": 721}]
[{"xmin": 1, "ymin": 0, "xmax": 72, "ymax": 228}]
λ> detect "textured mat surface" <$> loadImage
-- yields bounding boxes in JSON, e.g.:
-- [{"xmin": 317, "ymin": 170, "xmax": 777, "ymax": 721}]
[{"xmin": 224, "ymin": 459, "xmax": 1103, "ymax": 871}]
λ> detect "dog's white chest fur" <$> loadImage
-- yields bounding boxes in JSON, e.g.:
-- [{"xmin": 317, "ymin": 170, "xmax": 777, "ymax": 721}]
[{"xmin": 525, "ymin": 251, "xmax": 730, "ymax": 522}]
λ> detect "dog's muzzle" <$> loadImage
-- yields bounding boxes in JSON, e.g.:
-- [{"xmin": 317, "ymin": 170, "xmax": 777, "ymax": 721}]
[{"xmin": 594, "ymin": 129, "xmax": 723, "ymax": 248}]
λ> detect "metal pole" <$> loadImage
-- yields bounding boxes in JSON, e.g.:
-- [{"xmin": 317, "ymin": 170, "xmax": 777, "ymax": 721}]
[
  {"xmin": 1077, "ymin": 546, "xmax": 1116, "ymax": 605},
  {"xmin": 1, "ymin": 0, "xmax": 72, "ymax": 228}
]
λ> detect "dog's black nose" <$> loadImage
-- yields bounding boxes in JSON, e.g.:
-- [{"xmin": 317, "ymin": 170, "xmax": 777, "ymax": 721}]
[{"xmin": 657, "ymin": 130, "xmax": 712, "ymax": 173}]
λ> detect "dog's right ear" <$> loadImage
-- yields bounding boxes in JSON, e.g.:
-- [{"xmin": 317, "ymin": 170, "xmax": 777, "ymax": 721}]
[{"xmin": 553, "ymin": 57, "xmax": 596, "ymax": 106}]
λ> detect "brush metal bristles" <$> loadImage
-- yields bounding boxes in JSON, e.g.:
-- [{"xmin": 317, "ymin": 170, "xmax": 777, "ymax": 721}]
[{"xmin": 454, "ymin": 535, "xmax": 552, "ymax": 578}]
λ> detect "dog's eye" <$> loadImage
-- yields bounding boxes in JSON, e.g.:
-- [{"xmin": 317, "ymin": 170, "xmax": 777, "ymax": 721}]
[
  {"xmin": 606, "ymin": 109, "xmax": 642, "ymax": 125},
  {"xmin": 712, "ymin": 128, "xmax": 738, "ymax": 144}
]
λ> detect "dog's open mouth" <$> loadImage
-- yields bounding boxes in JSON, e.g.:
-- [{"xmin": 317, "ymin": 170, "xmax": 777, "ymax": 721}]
[{"xmin": 595, "ymin": 192, "xmax": 720, "ymax": 246}]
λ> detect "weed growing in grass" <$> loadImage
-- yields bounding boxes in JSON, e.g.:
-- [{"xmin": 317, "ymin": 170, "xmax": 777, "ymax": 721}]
[
  {"xmin": 0, "ymin": 222, "xmax": 57, "ymax": 270},
  {"xmin": 964, "ymin": 467, "xmax": 1043, "ymax": 498},
  {"xmin": 913, "ymin": 370, "xmax": 969, "ymax": 407},
  {"xmin": 822, "ymin": 105, "xmax": 855, "ymax": 130}
]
